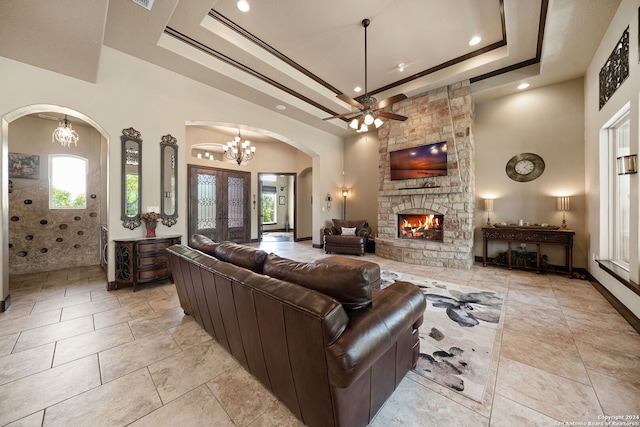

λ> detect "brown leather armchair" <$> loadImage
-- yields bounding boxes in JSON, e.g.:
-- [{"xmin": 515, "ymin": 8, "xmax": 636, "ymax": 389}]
[{"xmin": 323, "ymin": 219, "xmax": 371, "ymax": 256}]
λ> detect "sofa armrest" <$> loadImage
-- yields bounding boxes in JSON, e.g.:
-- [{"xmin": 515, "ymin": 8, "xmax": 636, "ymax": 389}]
[
  {"xmin": 357, "ymin": 226, "xmax": 371, "ymax": 239},
  {"xmin": 323, "ymin": 227, "xmax": 339, "ymax": 236},
  {"xmin": 326, "ymin": 281, "xmax": 425, "ymax": 388}
]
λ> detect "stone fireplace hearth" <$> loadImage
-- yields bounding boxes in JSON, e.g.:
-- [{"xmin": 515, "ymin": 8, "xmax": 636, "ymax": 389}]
[{"xmin": 376, "ymin": 81, "xmax": 475, "ymax": 269}]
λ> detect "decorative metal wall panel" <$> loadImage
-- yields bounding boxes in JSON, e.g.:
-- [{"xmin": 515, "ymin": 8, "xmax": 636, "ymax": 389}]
[
  {"xmin": 599, "ymin": 27, "xmax": 629, "ymax": 110},
  {"xmin": 227, "ymin": 176, "xmax": 245, "ymax": 228},
  {"xmin": 197, "ymin": 173, "xmax": 217, "ymax": 230}
]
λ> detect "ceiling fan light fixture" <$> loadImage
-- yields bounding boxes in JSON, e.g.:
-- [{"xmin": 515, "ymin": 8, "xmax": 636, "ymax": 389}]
[
  {"xmin": 364, "ymin": 113, "xmax": 374, "ymax": 125},
  {"xmin": 349, "ymin": 118, "xmax": 360, "ymax": 129},
  {"xmin": 374, "ymin": 117, "xmax": 384, "ymax": 128},
  {"xmin": 357, "ymin": 123, "xmax": 368, "ymax": 133}
]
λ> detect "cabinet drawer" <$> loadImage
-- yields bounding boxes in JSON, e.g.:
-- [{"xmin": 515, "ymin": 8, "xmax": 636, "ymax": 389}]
[
  {"xmin": 138, "ymin": 266, "xmax": 169, "ymax": 282},
  {"xmin": 137, "ymin": 241, "xmax": 171, "ymax": 254},
  {"xmin": 138, "ymin": 255, "xmax": 167, "ymax": 268}
]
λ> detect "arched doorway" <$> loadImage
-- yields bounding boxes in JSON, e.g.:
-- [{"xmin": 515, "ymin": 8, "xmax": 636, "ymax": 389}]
[{"xmin": 1, "ymin": 105, "xmax": 109, "ymax": 311}]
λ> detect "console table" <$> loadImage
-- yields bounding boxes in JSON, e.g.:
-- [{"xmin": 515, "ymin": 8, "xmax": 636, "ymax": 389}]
[
  {"xmin": 482, "ymin": 227, "xmax": 574, "ymax": 276},
  {"xmin": 113, "ymin": 235, "xmax": 181, "ymax": 291}
]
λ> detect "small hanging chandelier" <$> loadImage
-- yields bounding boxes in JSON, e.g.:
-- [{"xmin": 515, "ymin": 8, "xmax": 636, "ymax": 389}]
[
  {"xmin": 52, "ymin": 115, "xmax": 79, "ymax": 147},
  {"xmin": 224, "ymin": 130, "xmax": 256, "ymax": 165}
]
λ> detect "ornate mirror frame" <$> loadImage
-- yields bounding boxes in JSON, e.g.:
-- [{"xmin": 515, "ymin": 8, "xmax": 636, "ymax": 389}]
[
  {"xmin": 160, "ymin": 134, "xmax": 178, "ymax": 227},
  {"xmin": 121, "ymin": 127, "xmax": 142, "ymax": 229}
]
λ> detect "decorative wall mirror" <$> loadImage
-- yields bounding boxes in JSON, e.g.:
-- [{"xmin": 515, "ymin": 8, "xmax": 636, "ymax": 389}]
[
  {"xmin": 160, "ymin": 134, "xmax": 178, "ymax": 226},
  {"xmin": 121, "ymin": 127, "xmax": 142, "ymax": 229}
]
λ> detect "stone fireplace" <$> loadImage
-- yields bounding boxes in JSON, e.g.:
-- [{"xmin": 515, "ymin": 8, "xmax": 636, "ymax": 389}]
[
  {"xmin": 376, "ymin": 81, "xmax": 475, "ymax": 269},
  {"xmin": 397, "ymin": 213, "xmax": 443, "ymax": 241}
]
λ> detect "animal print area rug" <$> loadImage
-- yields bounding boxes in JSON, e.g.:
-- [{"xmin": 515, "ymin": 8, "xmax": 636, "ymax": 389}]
[{"xmin": 380, "ymin": 271, "xmax": 504, "ymax": 403}]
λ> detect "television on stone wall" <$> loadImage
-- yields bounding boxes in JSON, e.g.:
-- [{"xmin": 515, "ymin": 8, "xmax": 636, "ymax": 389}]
[{"xmin": 389, "ymin": 141, "xmax": 447, "ymax": 180}]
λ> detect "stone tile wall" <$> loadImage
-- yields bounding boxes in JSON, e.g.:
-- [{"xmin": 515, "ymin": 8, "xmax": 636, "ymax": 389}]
[
  {"xmin": 8, "ymin": 170, "xmax": 101, "ymax": 275},
  {"xmin": 376, "ymin": 81, "xmax": 475, "ymax": 269}
]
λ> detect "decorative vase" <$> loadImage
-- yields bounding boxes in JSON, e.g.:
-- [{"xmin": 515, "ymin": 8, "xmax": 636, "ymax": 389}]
[{"xmin": 144, "ymin": 219, "xmax": 157, "ymax": 238}]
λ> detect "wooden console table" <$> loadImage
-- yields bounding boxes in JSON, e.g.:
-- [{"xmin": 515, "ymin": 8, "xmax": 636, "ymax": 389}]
[
  {"xmin": 482, "ymin": 227, "xmax": 574, "ymax": 276},
  {"xmin": 113, "ymin": 235, "xmax": 181, "ymax": 291}
]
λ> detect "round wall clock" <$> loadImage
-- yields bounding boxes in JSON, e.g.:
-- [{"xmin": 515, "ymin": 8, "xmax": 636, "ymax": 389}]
[{"xmin": 505, "ymin": 153, "xmax": 545, "ymax": 182}]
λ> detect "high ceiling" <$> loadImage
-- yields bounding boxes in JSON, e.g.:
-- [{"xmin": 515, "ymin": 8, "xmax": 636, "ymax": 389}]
[{"xmin": 0, "ymin": 0, "xmax": 621, "ymax": 138}]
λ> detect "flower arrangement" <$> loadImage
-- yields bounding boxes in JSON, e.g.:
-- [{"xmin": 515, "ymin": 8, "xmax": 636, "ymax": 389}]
[{"xmin": 140, "ymin": 211, "xmax": 161, "ymax": 221}]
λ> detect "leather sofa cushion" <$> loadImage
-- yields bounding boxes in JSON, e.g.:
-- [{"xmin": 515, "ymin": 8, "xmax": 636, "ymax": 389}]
[
  {"xmin": 263, "ymin": 254, "xmax": 372, "ymax": 311},
  {"xmin": 189, "ymin": 234, "xmax": 219, "ymax": 256},
  {"xmin": 212, "ymin": 241, "xmax": 268, "ymax": 274}
]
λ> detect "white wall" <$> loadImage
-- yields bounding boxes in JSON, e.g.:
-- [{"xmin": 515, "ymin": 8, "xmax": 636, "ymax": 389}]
[
  {"xmin": 584, "ymin": 0, "xmax": 639, "ymax": 318},
  {"xmin": 474, "ymin": 78, "xmax": 587, "ymax": 268},
  {"xmin": 0, "ymin": 46, "xmax": 344, "ymax": 302}
]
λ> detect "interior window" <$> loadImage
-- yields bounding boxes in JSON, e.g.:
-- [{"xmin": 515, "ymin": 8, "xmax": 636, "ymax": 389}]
[
  {"xmin": 49, "ymin": 155, "xmax": 87, "ymax": 209},
  {"xmin": 608, "ymin": 111, "xmax": 630, "ymax": 269}
]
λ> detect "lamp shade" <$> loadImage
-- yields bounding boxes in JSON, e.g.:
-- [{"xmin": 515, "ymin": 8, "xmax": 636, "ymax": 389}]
[
  {"xmin": 483, "ymin": 198, "xmax": 494, "ymax": 212},
  {"xmin": 556, "ymin": 196, "xmax": 570, "ymax": 211}
]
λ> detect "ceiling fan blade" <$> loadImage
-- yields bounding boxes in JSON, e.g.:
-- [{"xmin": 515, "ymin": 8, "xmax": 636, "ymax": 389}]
[
  {"xmin": 337, "ymin": 94, "xmax": 364, "ymax": 109},
  {"xmin": 372, "ymin": 93, "xmax": 407, "ymax": 110},
  {"xmin": 322, "ymin": 111, "xmax": 362, "ymax": 121},
  {"xmin": 377, "ymin": 111, "xmax": 408, "ymax": 121}
]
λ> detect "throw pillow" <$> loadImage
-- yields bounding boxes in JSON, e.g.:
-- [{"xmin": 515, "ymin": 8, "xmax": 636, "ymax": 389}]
[{"xmin": 341, "ymin": 227, "xmax": 357, "ymax": 236}]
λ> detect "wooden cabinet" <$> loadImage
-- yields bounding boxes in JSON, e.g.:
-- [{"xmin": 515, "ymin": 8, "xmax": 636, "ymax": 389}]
[{"xmin": 113, "ymin": 235, "xmax": 181, "ymax": 291}]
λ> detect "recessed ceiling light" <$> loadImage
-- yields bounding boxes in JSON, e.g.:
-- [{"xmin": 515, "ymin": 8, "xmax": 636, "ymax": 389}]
[
  {"xmin": 354, "ymin": 86, "xmax": 362, "ymax": 93},
  {"xmin": 237, "ymin": 0, "xmax": 250, "ymax": 12},
  {"xmin": 517, "ymin": 83, "xmax": 530, "ymax": 90},
  {"xmin": 397, "ymin": 63, "xmax": 405, "ymax": 72},
  {"xmin": 469, "ymin": 36, "xmax": 481, "ymax": 46},
  {"xmin": 275, "ymin": 104, "xmax": 286, "ymax": 111}
]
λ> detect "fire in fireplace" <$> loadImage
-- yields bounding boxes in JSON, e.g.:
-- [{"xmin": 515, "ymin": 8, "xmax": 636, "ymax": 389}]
[{"xmin": 398, "ymin": 214, "xmax": 444, "ymax": 241}]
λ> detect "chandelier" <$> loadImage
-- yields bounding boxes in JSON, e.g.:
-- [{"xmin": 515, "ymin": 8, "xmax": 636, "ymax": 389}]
[
  {"xmin": 51, "ymin": 115, "xmax": 79, "ymax": 147},
  {"xmin": 224, "ymin": 130, "xmax": 256, "ymax": 165}
]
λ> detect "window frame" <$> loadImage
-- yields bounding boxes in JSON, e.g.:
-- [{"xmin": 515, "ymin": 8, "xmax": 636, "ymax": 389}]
[{"xmin": 607, "ymin": 110, "xmax": 631, "ymax": 270}]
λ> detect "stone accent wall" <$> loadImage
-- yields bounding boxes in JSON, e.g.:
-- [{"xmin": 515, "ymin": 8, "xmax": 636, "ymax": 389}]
[
  {"xmin": 8, "ymin": 170, "xmax": 101, "ymax": 275},
  {"xmin": 376, "ymin": 81, "xmax": 475, "ymax": 269}
]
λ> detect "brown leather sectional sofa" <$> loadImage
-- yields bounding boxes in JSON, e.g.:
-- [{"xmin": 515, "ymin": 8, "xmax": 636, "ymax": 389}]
[{"xmin": 166, "ymin": 237, "xmax": 425, "ymax": 427}]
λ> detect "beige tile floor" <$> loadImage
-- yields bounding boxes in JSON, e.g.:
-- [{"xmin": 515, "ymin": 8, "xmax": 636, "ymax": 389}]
[{"xmin": 1, "ymin": 240, "xmax": 638, "ymax": 426}]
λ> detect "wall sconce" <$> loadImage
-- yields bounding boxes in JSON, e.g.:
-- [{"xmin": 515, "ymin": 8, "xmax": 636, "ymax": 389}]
[
  {"xmin": 483, "ymin": 198, "xmax": 494, "ymax": 226},
  {"xmin": 556, "ymin": 196, "xmax": 570, "ymax": 229},
  {"xmin": 342, "ymin": 189, "xmax": 349, "ymax": 219},
  {"xmin": 617, "ymin": 155, "xmax": 637, "ymax": 175}
]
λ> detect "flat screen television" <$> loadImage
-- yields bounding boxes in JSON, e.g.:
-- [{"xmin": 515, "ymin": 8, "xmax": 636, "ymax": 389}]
[{"xmin": 390, "ymin": 141, "xmax": 447, "ymax": 180}]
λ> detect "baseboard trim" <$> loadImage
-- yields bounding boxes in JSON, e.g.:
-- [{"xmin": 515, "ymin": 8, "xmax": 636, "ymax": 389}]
[
  {"xmin": 589, "ymin": 277, "xmax": 640, "ymax": 334},
  {"xmin": 312, "ymin": 243, "xmax": 323, "ymax": 249}
]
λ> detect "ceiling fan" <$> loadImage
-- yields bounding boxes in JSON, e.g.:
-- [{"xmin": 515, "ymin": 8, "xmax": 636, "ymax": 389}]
[{"xmin": 324, "ymin": 18, "xmax": 408, "ymax": 132}]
